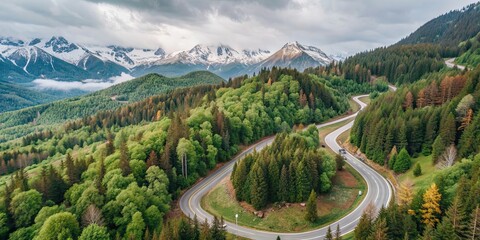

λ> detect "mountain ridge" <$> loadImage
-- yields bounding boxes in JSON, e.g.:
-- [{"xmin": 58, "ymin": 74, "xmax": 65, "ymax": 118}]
[{"xmin": 0, "ymin": 36, "xmax": 335, "ymax": 81}]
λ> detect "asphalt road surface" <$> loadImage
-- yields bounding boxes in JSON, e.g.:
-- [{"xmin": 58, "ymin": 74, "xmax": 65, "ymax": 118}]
[{"xmin": 180, "ymin": 95, "xmax": 393, "ymax": 240}]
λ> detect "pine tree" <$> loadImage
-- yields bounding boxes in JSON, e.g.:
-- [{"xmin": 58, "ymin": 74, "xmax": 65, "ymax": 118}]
[
  {"xmin": 468, "ymin": 205, "xmax": 480, "ymax": 240},
  {"xmin": 325, "ymin": 226, "xmax": 333, "ymax": 240},
  {"xmin": 432, "ymin": 136, "xmax": 445, "ymax": 163},
  {"xmin": 250, "ymin": 164, "xmax": 268, "ymax": 210},
  {"xmin": 440, "ymin": 113, "xmax": 456, "ymax": 145},
  {"xmin": 394, "ymin": 148, "xmax": 411, "ymax": 173},
  {"xmin": 96, "ymin": 156, "xmax": 106, "ymax": 195},
  {"xmin": 296, "ymin": 161, "xmax": 311, "ymax": 202},
  {"xmin": 398, "ymin": 182, "xmax": 413, "ymax": 206},
  {"xmin": 146, "ymin": 150, "xmax": 159, "ymax": 168},
  {"xmin": 422, "ymin": 225, "xmax": 434, "ymax": 240},
  {"xmin": 200, "ymin": 218, "xmax": 211, "ymax": 240},
  {"xmin": 397, "ymin": 123, "xmax": 408, "ymax": 151},
  {"xmin": 355, "ymin": 211, "xmax": 373, "ymax": 240},
  {"xmin": 119, "ymin": 138, "xmax": 131, "ymax": 176},
  {"xmin": 421, "ymin": 183, "xmax": 442, "ymax": 228},
  {"xmin": 435, "ymin": 216, "xmax": 456, "ymax": 239},
  {"xmin": 267, "ymin": 160, "xmax": 280, "ymax": 202},
  {"xmin": 305, "ymin": 190, "xmax": 317, "ymax": 222},
  {"xmin": 445, "ymin": 197, "xmax": 468, "ymax": 238},
  {"xmin": 105, "ymin": 131, "xmax": 115, "ymax": 156},
  {"xmin": 279, "ymin": 165, "xmax": 289, "ymax": 202},
  {"xmin": 288, "ymin": 162, "xmax": 297, "ymax": 202},
  {"xmin": 371, "ymin": 218, "xmax": 388, "ymax": 240},
  {"xmin": 65, "ymin": 153, "xmax": 78, "ymax": 185},
  {"xmin": 413, "ymin": 163, "xmax": 422, "ymax": 177},
  {"xmin": 334, "ymin": 224, "xmax": 342, "ymax": 240}
]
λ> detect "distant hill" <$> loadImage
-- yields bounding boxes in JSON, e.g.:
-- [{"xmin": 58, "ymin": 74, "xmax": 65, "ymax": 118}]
[
  {"xmin": 0, "ymin": 71, "xmax": 224, "ymax": 141},
  {"xmin": 397, "ymin": 2, "xmax": 480, "ymax": 46},
  {"xmin": 0, "ymin": 82, "xmax": 58, "ymax": 112}
]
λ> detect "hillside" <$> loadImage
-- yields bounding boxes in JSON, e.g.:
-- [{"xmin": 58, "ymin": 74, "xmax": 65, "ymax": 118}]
[
  {"xmin": 0, "ymin": 68, "xmax": 352, "ymax": 239},
  {"xmin": 0, "ymin": 71, "xmax": 224, "ymax": 142},
  {"xmin": 397, "ymin": 2, "xmax": 480, "ymax": 46},
  {"xmin": 456, "ymin": 32, "xmax": 480, "ymax": 68},
  {"xmin": 0, "ymin": 82, "xmax": 58, "ymax": 112}
]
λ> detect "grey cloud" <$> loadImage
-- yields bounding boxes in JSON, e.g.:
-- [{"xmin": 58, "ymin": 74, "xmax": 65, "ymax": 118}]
[{"xmin": 0, "ymin": 0, "xmax": 478, "ymax": 55}]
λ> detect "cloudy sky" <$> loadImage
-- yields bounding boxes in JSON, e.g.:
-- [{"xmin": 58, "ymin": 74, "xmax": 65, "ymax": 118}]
[{"xmin": 1, "ymin": 0, "xmax": 478, "ymax": 55}]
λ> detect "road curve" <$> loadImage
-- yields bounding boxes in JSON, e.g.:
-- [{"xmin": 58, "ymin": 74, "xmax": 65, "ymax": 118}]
[{"xmin": 180, "ymin": 95, "xmax": 393, "ymax": 240}]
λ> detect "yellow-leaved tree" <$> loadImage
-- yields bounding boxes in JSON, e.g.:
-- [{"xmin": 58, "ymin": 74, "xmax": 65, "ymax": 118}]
[{"xmin": 421, "ymin": 183, "xmax": 442, "ymax": 227}]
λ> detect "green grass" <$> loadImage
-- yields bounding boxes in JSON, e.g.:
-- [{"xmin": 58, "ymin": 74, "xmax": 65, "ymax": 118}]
[
  {"xmin": 398, "ymin": 155, "xmax": 435, "ymax": 191},
  {"xmin": 359, "ymin": 96, "xmax": 371, "ymax": 105},
  {"xmin": 202, "ymin": 165, "xmax": 366, "ymax": 233},
  {"xmin": 348, "ymin": 98, "xmax": 360, "ymax": 113}
]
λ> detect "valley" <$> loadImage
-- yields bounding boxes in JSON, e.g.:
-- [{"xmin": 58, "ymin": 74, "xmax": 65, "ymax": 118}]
[{"xmin": 0, "ymin": 1, "xmax": 480, "ymax": 240}]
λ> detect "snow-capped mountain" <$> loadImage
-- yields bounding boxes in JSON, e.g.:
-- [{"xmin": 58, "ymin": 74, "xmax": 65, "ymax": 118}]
[
  {"xmin": 0, "ymin": 36, "xmax": 333, "ymax": 82},
  {"xmin": 251, "ymin": 41, "xmax": 333, "ymax": 72},
  {"xmin": 133, "ymin": 44, "xmax": 271, "ymax": 78},
  {"xmin": 153, "ymin": 44, "xmax": 270, "ymax": 65}
]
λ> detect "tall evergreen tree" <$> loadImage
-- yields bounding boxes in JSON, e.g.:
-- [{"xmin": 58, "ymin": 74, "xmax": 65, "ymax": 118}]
[
  {"xmin": 250, "ymin": 164, "xmax": 268, "ymax": 210},
  {"xmin": 296, "ymin": 161, "xmax": 311, "ymax": 202},
  {"xmin": 325, "ymin": 226, "xmax": 333, "ymax": 240},
  {"xmin": 445, "ymin": 197, "xmax": 468, "ymax": 238},
  {"xmin": 394, "ymin": 148, "xmax": 411, "ymax": 173},
  {"xmin": 334, "ymin": 224, "xmax": 342, "ymax": 240},
  {"xmin": 440, "ymin": 113, "xmax": 456, "ymax": 145},
  {"xmin": 65, "ymin": 153, "xmax": 78, "ymax": 185},
  {"xmin": 371, "ymin": 218, "xmax": 388, "ymax": 240},
  {"xmin": 305, "ymin": 190, "xmax": 317, "ymax": 222},
  {"xmin": 467, "ymin": 205, "xmax": 480, "ymax": 240},
  {"xmin": 279, "ymin": 165, "xmax": 289, "ymax": 202},
  {"xmin": 119, "ymin": 138, "xmax": 131, "ymax": 176},
  {"xmin": 355, "ymin": 211, "xmax": 373, "ymax": 240},
  {"xmin": 267, "ymin": 159, "xmax": 280, "ymax": 202}
]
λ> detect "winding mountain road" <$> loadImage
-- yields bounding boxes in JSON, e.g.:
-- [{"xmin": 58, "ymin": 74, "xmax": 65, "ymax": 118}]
[{"xmin": 180, "ymin": 95, "xmax": 393, "ymax": 240}]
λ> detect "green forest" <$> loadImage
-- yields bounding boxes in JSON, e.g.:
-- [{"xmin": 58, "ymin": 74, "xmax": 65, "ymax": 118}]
[
  {"xmin": 354, "ymin": 154, "xmax": 480, "ymax": 240},
  {"xmin": 0, "ymin": 68, "xmax": 361, "ymax": 239},
  {"xmin": 350, "ymin": 65, "xmax": 480, "ymax": 171},
  {"xmin": 231, "ymin": 126, "xmax": 337, "ymax": 210},
  {"xmin": 0, "ymin": 71, "xmax": 224, "ymax": 143}
]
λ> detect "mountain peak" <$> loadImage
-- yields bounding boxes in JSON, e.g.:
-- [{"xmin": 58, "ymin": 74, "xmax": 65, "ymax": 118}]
[
  {"xmin": 284, "ymin": 41, "xmax": 301, "ymax": 48},
  {"xmin": 44, "ymin": 36, "xmax": 78, "ymax": 53}
]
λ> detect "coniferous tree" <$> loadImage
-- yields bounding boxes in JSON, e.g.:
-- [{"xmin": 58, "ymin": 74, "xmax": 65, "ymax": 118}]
[
  {"xmin": 413, "ymin": 163, "xmax": 422, "ymax": 177},
  {"xmin": 445, "ymin": 197, "xmax": 468, "ymax": 238},
  {"xmin": 432, "ymin": 136, "xmax": 446, "ymax": 163},
  {"xmin": 250, "ymin": 164, "xmax": 268, "ymax": 210},
  {"xmin": 440, "ymin": 113, "xmax": 456, "ymax": 145},
  {"xmin": 421, "ymin": 183, "xmax": 442, "ymax": 228},
  {"xmin": 325, "ymin": 226, "xmax": 333, "ymax": 240},
  {"xmin": 146, "ymin": 150, "xmax": 159, "ymax": 168},
  {"xmin": 305, "ymin": 190, "xmax": 317, "ymax": 222},
  {"xmin": 355, "ymin": 211, "xmax": 373, "ymax": 240},
  {"xmin": 334, "ymin": 224, "xmax": 342, "ymax": 240},
  {"xmin": 279, "ymin": 165, "xmax": 289, "ymax": 202},
  {"xmin": 288, "ymin": 162, "xmax": 297, "ymax": 202},
  {"xmin": 268, "ymin": 159, "xmax": 280, "ymax": 202},
  {"xmin": 394, "ymin": 148, "xmax": 411, "ymax": 173},
  {"xmin": 65, "ymin": 153, "xmax": 78, "ymax": 185},
  {"xmin": 435, "ymin": 216, "xmax": 456, "ymax": 239},
  {"xmin": 296, "ymin": 161, "xmax": 311, "ymax": 202},
  {"xmin": 119, "ymin": 138, "xmax": 131, "ymax": 176},
  {"xmin": 96, "ymin": 156, "xmax": 106, "ymax": 195},
  {"xmin": 468, "ymin": 205, "xmax": 480, "ymax": 240},
  {"xmin": 371, "ymin": 218, "xmax": 388, "ymax": 240}
]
